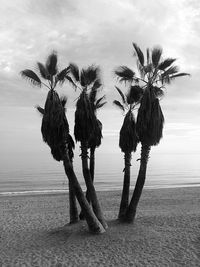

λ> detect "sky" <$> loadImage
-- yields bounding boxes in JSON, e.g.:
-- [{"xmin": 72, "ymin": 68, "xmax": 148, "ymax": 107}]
[{"xmin": 0, "ymin": 0, "xmax": 200, "ymax": 184}]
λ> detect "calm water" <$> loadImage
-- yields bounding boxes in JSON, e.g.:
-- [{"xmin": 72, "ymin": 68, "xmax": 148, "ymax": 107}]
[
  {"xmin": 0, "ymin": 150, "xmax": 200, "ymax": 195},
  {"xmin": 0, "ymin": 107, "xmax": 200, "ymax": 195}
]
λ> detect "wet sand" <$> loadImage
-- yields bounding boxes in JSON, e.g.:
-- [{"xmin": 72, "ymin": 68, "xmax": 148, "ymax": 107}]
[{"xmin": 0, "ymin": 187, "xmax": 199, "ymax": 266}]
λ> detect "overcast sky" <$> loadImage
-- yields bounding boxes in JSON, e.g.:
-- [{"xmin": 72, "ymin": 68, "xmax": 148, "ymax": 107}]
[{"xmin": 0, "ymin": 0, "xmax": 200, "ymax": 176}]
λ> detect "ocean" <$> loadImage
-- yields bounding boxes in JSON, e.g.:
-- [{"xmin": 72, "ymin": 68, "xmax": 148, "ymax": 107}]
[
  {"xmin": 1, "ymin": 107, "xmax": 200, "ymax": 195},
  {"xmin": 0, "ymin": 150, "xmax": 200, "ymax": 196}
]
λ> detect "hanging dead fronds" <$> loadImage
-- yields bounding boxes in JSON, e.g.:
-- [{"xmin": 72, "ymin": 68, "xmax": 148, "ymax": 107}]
[
  {"xmin": 136, "ymin": 87, "xmax": 152, "ymax": 141},
  {"xmin": 41, "ymin": 90, "xmax": 71, "ymax": 161},
  {"xmin": 74, "ymin": 91, "xmax": 96, "ymax": 142},
  {"xmin": 88, "ymin": 119, "xmax": 102, "ymax": 149},
  {"xmin": 147, "ymin": 98, "xmax": 164, "ymax": 146},
  {"xmin": 126, "ymin": 85, "xmax": 143, "ymax": 104},
  {"xmin": 119, "ymin": 110, "xmax": 138, "ymax": 153}
]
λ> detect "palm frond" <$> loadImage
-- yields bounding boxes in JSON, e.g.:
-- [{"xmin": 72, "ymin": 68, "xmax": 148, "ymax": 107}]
[
  {"xmin": 89, "ymin": 87, "xmax": 98, "ymax": 105},
  {"xmin": 113, "ymin": 100, "xmax": 125, "ymax": 111},
  {"xmin": 161, "ymin": 66, "xmax": 179, "ymax": 84},
  {"xmin": 56, "ymin": 67, "xmax": 70, "ymax": 84},
  {"xmin": 146, "ymin": 48, "xmax": 150, "ymax": 65},
  {"xmin": 95, "ymin": 95, "xmax": 106, "ymax": 107},
  {"xmin": 20, "ymin": 69, "xmax": 42, "ymax": 87},
  {"xmin": 153, "ymin": 86, "xmax": 164, "ymax": 98},
  {"xmin": 115, "ymin": 66, "xmax": 135, "ymax": 83},
  {"xmin": 151, "ymin": 46, "xmax": 162, "ymax": 68},
  {"xmin": 35, "ymin": 105, "xmax": 44, "ymax": 115},
  {"xmin": 60, "ymin": 96, "xmax": 68, "ymax": 109},
  {"xmin": 126, "ymin": 85, "xmax": 143, "ymax": 104},
  {"xmin": 162, "ymin": 66, "xmax": 179, "ymax": 76},
  {"xmin": 132, "ymin": 43, "xmax": 144, "ymax": 66},
  {"xmin": 144, "ymin": 63, "xmax": 153, "ymax": 74},
  {"xmin": 46, "ymin": 51, "xmax": 58, "ymax": 76},
  {"xmin": 89, "ymin": 79, "xmax": 102, "ymax": 104},
  {"xmin": 162, "ymin": 72, "xmax": 190, "ymax": 84},
  {"xmin": 115, "ymin": 86, "xmax": 126, "ymax": 104},
  {"xmin": 37, "ymin": 62, "xmax": 49, "ymax": 80},
  {"xmin": 80, "ymin": 69, "xmax": 87, "ymax": 87},
  {"xmin": 169, "ymin": 72, "xmax": 190, "ymax": 79},
  {"xmin": 96, "ymin": 101, "xmax": 107, "ymax": 109},
  {"xmin": 158, "ymin": 58, "xmax": 176, "ymax": 70},
  {"xmin": 119, "ymin": 111, "xmax": 138, "ymax": 153},
  {"xmin": 69, "ymin": 63, "xmax": 79, "ymax": 82},
  {"xmin": 65, "ymin": 75, "xmax": 77, "ymax": 90},
  {"xmin": 92, "ymin": 79, "xmax": 102, "ymax": 90},
  {"xmin": 81, "ymin": 65, "xmax": 100, "ymax": 87}
]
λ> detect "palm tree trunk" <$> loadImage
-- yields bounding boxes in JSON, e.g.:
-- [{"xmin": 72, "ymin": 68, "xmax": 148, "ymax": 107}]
[
  {"xmin": 80, "ymin": 142, "xmax": 108, "ymax": 229},
  {"xmin": 68, "ymin": 180, "xmax": 79, "ymax": 224},
  {"xmin": 79, "ymin": 147, "xmax": 95, "ymax": 220},
  {"xmin": 125, "ymin": 144, "xmax": 151, "ymax": 222},
  {"xmin": 86, "ymin": 147, "xmax": 96, "ymax": 202},
  {"xmin": 63, "ymin": 153, "xmax": 105, "ymax": 234},
  {"xmin": 89, "ymin": 147, "xmax": 95, "ymax": 182},
  {"xmin": 118, "ymin": 152, "xmax": 131, "ymax": 220}
]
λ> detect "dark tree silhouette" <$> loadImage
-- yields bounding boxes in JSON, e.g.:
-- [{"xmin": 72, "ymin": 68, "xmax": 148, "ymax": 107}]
[
  {"xmin": 79, "ymin": 83, "xmax": 106, "ymax": 219},
  {"xmin": 67, "ymin": 63, "xmax": 107, "ymax": 229},
  {"xmin": 115, "ymin": 43, "xmax": 190, "ymax": 222},
  {"xmin": 20, "ymin": 53, "xmax": 105, "ymax": 233},
  {"xmin": 113, "ymin": 85, "xmax": 142, "ymax": 220}
]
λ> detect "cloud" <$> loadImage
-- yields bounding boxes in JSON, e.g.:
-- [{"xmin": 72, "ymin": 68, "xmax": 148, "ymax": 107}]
[{"xmin": 0, "ymin": 0, "xmax": 198, "ymax": 113}]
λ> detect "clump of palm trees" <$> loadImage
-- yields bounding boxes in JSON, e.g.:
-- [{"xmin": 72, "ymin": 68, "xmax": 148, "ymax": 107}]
[
  {"xmin": 21, "ymin": 42, "xmax": 189, "ymax": 234},
  {"xmin": 114, "ymin": 43, "xmax": 189, "ymax": 222}
]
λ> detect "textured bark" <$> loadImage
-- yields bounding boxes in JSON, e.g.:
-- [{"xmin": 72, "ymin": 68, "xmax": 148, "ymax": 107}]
[
  {"xmin": 79, "ymin": 147, "xmax": 95, "ymax": 220},
  {"xmin": 125, "ymin": 144, "xmax": 151, "ymax": 222},
  {"xmin": 68, "ymin": 180, "xmax": 79, "ymax": 224},
  {"xmin": 63, "ymin": 153, "xmax": 105, "ymax": 234},
  {"xmin": 118, "ymin": 152, "xmax": 132, "ymax": 220},
  {"xmin": 80, "ymin": 142, "xmax": 108, "ymax": 229}
]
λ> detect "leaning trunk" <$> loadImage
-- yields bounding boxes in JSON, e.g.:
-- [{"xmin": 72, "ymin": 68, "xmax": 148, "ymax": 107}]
[
  {"xmin": 118, "ymin": 152, "xmax": 132, "ymax": 220},
  {"xmin": 79, "ymin": 147, "xmax": 95, "ymax": 220},
  {"xmin": 63, "ymin": 153, "xmax": 105, "ymax": 234},
  {"xmin": 81, "ymin": 142, "xmax": 108, "ymax": 229},
  {"xmin": 125, "ymin": 144, "xmax": 151, "ymax": 222},
  {"xmin": 68, "ymin": 180, "xmax": 79, "ymax": 224}
]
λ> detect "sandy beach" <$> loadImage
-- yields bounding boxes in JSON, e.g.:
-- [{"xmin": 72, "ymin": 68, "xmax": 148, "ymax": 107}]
[{"xmin": 0, "ymin": 187, "xmax": 199, "ymax": 267}]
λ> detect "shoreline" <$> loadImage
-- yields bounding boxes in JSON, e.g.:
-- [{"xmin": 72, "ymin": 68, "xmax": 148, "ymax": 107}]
[{"xmin": 0, "ymin": 183, "xmax": 200, "ymax": 197}]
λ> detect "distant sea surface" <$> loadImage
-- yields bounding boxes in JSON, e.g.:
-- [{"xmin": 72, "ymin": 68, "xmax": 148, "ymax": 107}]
[
  {"xmin": 0, "ymin": 152, "xmax": 200, "ymax": 196},
  {"xmin": 1, "ymin": 107, "xmax": 200, "ymax": 196}
]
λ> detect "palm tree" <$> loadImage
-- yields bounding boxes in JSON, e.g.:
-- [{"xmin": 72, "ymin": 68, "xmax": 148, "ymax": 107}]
[
  {"xmin": 67, "ymin": 63, "xmax": 107, "ymax": 229},
  {"xmin": 20, "ymin": 53, "xmax": 105, "ymax": 233},
  {"xmin": 115, "ymin": 43, "xmax": 189, "ymax": 222},
  {"xmin": 36, "ymin": 98, "xmax": 78, "ymax": 224},
  {"xmin": 79, "ymin": 86, "xmax": 106, "ymax": 219},
  {"xmin": 113, "ymin": 85, "xmax": 142, "ymax": 220}
]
